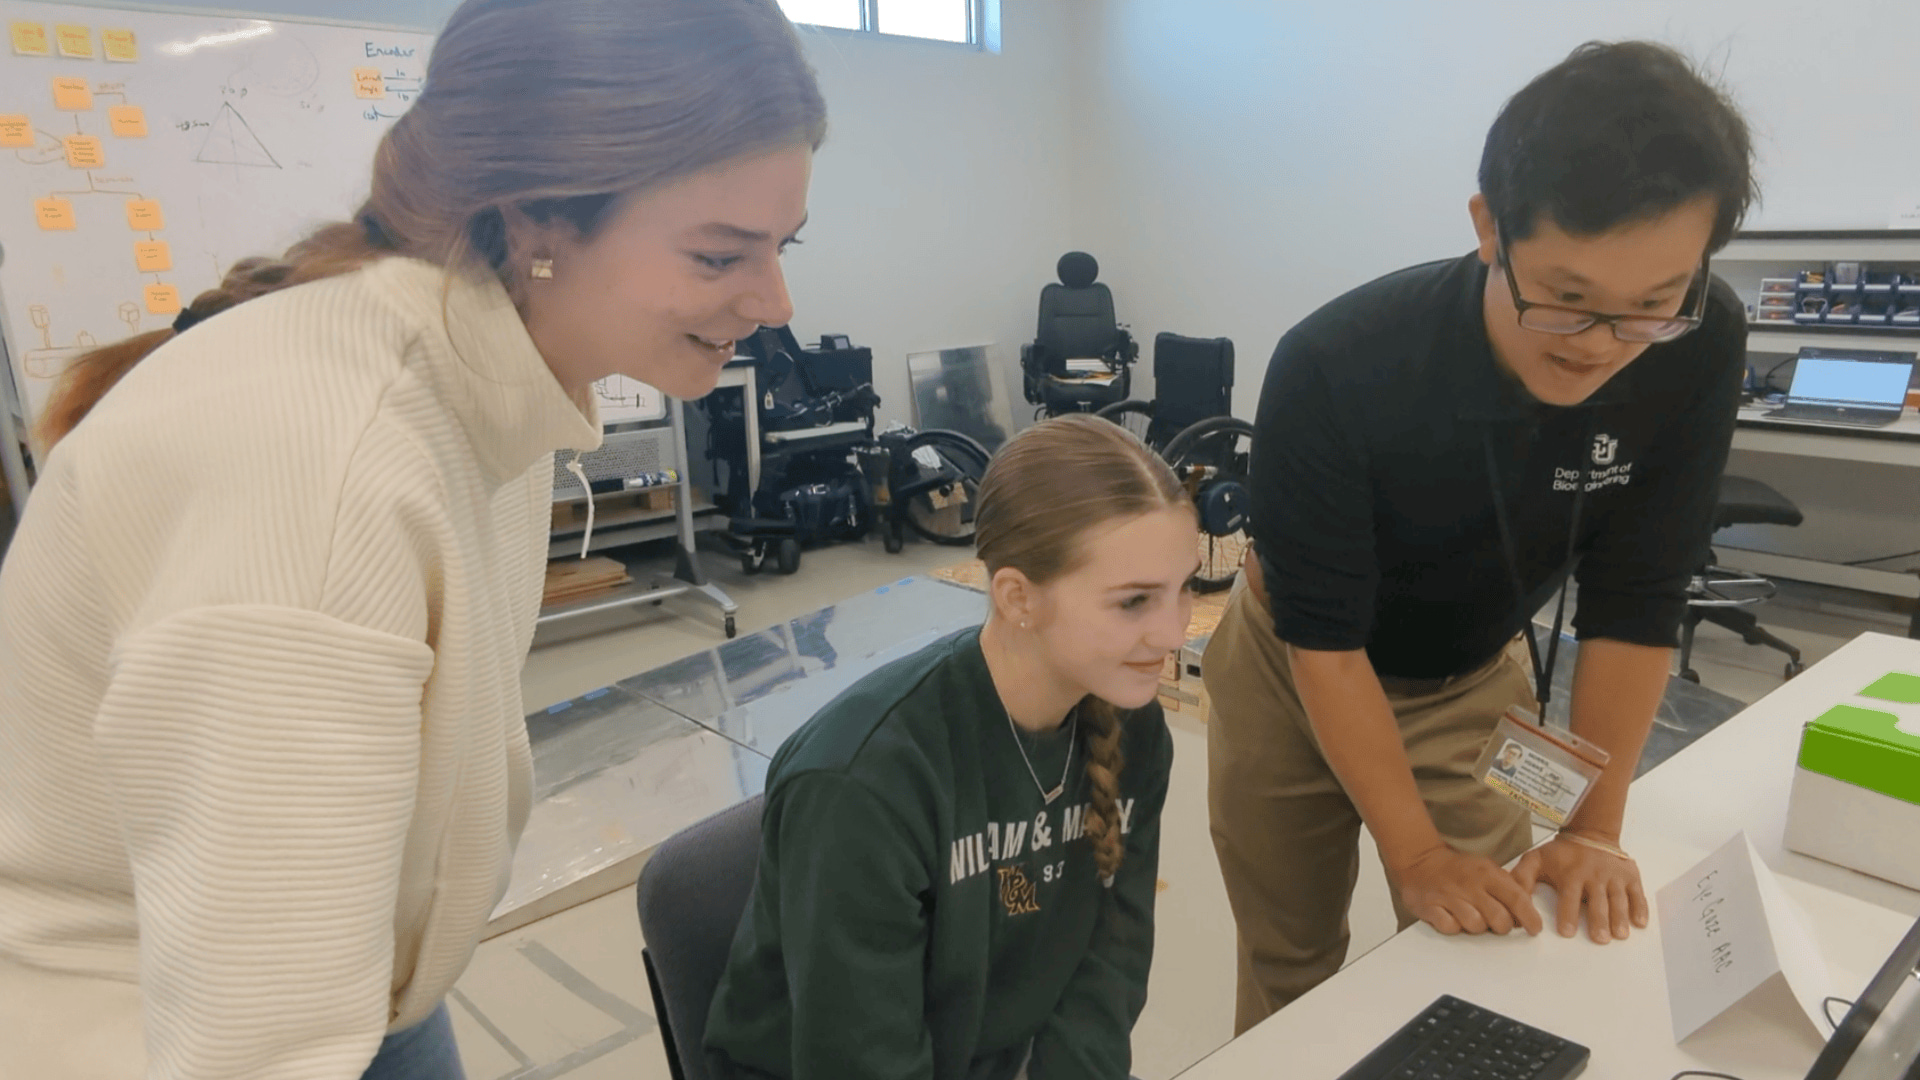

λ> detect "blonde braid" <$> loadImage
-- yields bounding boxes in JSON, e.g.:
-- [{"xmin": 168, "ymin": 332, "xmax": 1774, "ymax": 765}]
[{"xmin": 1079, "ymin": 697, "xmax": 1127, "ymax": 882}]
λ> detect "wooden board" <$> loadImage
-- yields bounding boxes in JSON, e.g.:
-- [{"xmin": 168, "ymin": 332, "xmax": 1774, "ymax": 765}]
[{"xmin": 542, "ymin": 556, "xmax": 632, "ymax": 607}]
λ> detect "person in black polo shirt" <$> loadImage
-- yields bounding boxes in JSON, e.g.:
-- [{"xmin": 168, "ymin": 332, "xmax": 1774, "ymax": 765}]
[{"xmin": 1203, "ymin": 40, "xmax": 1756, "ymax": 1032}]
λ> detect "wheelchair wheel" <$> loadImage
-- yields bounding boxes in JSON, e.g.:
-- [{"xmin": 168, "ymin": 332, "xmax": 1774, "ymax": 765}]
[
  {"xmin": 1094, "ymin": 400, "xmax": 1155, "ymax": 449},
  {"xmin": 1163, "ymin": 416, "xmax": 1254, "ymax": 594},
  {"xmin": 893, "ymin": 430, "xmax": 992, "ymax": 547}
]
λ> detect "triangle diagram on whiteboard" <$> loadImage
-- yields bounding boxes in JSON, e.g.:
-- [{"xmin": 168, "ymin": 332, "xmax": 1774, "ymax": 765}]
[{"xmin": 195, "ymin": 103, "xmax": 280, "ymax": 169}]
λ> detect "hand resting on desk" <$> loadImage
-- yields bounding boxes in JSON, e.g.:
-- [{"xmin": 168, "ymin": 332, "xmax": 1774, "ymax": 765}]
[{"xmin": 1514, "ymin": 831, "xmax": 1651, "ymax": 944}]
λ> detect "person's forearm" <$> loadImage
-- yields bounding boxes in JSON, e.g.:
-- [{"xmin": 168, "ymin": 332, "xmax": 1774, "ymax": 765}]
[
  {"xmin": 1564, "ymin": 638, "xmax": 1670, "ymax": 840},
  {"xmin": 1289, "ymin": 646, "xmax": 1440, "ymax": 869}
]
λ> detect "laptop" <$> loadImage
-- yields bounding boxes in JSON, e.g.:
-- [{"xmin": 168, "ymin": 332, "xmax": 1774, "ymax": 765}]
[{"xmin": 1764, "ymin": 347, "xmax": 1915, "ymax": 428}]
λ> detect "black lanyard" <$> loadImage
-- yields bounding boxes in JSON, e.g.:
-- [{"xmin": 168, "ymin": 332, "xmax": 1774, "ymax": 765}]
[{"xmin": 1481, "ymin": 415, "xmax": 1595, "ymax": 719}]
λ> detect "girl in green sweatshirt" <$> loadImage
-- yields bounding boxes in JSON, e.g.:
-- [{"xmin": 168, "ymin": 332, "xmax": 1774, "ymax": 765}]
[{"xmin": 706, "ymin": 414, "xmax": 1199, "ymax": 1080}]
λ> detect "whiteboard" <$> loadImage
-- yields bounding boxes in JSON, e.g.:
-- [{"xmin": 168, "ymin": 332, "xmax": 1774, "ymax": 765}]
[{"xmin": 0, "ymin": 1, "xmax": 432, "ymax": 430}]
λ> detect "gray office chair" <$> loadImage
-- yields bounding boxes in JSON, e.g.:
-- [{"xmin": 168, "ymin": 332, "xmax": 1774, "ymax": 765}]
[{"xmin": 636, "ymin": 794, "xmax": 765, "ymax": 1080}]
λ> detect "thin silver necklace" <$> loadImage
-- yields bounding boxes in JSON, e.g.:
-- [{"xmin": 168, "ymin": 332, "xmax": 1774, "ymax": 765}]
[{"xmin": 1006, "ymin": 705, "xmax": 1077, "ymax": 805}]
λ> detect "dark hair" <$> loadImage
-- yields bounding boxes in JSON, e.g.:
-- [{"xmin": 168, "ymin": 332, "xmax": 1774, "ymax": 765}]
[
  {"xmin": 37, "ymin": 0, "xmax": 826, "ymax": 451},
  {"xmin": 1478, "ymin": 41, "xmax": 1756, "ymax": 254}
]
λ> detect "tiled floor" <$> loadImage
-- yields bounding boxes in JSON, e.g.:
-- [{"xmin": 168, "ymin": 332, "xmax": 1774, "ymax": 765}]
[{"xmin": 453, "ymin": 538, "xmax": 1913, "ymax": 1080}]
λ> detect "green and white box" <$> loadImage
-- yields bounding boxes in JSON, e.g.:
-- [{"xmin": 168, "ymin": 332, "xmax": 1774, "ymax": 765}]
[{"xmin": 1784, "ymin": 671, "xmax": 1920, "ymax": 891}]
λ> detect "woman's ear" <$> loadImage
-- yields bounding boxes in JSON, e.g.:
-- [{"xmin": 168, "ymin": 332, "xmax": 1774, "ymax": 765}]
[{"xmin": 989, "ymin": 566, "xmax": 1038, "ymax": 629}]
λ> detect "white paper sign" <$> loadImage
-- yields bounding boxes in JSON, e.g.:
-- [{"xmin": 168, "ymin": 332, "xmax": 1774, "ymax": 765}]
[{"xmin": 1657, "ymin": 831, "xmax": 1830, "ymax": 1042}]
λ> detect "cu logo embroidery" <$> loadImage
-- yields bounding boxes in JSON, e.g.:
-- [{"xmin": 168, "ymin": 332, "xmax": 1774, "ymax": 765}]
[
  {"xmin": 1591, "ymin": 434, "xmax": 1619, "ymax": 466},
  {"xmin": 997, "ymin": 865, "xmax": 1041, "ymax": 916}
]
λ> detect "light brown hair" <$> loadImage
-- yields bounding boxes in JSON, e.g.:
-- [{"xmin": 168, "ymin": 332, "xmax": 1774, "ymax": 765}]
[
  {"xmin": 974, "ymin": 414, "xmax": 1190, "ymax": 880},
  {"xmin": 37, "ymin": 0, "xmax": 826, "ymax": 451}
]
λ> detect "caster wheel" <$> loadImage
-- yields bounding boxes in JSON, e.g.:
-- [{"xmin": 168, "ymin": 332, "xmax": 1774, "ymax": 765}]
[
  {"xmin": 1785, "ymin": 660, "xmax": 1805, "ymax": 680},
  {"xmin": 724, "ymin": 616, "xmax": 736, "ymax": 639},
  {"xmin": 740, "ymin": 552, "xmax": 761, "ymax": 576},
  {"xmin": 883, "ymin": 528, "xmax": 904, "ymax": 554},
  {"xmin": 1680, "ymin": 668, "xmax": 1700, "ymax": 684},
  {"xmin": 775, "ymin": 538, "xmax": 801, "ymax": 575}
]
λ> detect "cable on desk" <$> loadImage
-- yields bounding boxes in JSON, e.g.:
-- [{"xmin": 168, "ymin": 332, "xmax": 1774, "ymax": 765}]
[
  {"xmin": 1823, "ymin": 996, "xmax": 1856, "ymax": 1029},
  {"xmin": 1841, "ymin": 549, "xmax": 1920, "ymax": 567},
  {"xmin": 1670, "ymin": 1072, "xmax": 1746, "ymax": 1080}
]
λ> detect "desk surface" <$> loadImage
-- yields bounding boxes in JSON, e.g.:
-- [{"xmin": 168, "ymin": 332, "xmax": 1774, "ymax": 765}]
[
  {"xmin": 1737, "ymin": 406, "xmax": 1920, "ymax": 445},
  {"xmin": 1178, "ymin": 632, "xmax": 1920, "ymax": 1080}
]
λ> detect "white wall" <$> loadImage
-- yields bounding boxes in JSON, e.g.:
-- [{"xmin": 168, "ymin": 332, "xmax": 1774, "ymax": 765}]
[
  {"xmin": 1071, "ymin": 0, "xmax": 1920, "ymax": 418},
  {"xmin": 784, "ymin": 13, "xmax": 1076, "ymax": 427}
]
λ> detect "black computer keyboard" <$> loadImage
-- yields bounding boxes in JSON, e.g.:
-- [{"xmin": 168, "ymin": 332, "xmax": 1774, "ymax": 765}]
[{"xmin": 1334, "ymin": 995, "xmax": 1590, "ymax": 1080}]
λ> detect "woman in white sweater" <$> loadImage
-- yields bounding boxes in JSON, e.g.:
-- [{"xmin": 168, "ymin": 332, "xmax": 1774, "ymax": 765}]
[{"xmin": 0, "ymin": 2, "xmax": 824, "ymax": 1077}]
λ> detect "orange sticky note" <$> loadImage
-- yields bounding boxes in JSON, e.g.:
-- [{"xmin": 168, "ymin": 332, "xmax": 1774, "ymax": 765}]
[
  {"xmin": 0, "ymin": 115, "xmax": 31, "ymax": 147},
  {"xmin": 352, "ymin": 67, "xmax": 384, "ymax": 99},
  {"xmin": 35, "ymin": 197, "xmax": 76, "ymax": 230},
  {"xmin": 52, "ymin": 76, "xmax": 91, "ymax": 110},
  {"xmin": 12, "ymin": 21, "xmax": 50, "ymax": 55},
  {"xmin": 101, "ymin": 28, "xmax": 136, "ymax": 62},
  {"xmin": 64, "ymin": 134, "xmax": 104, "ymax": 168},
  {"xmin": 108, "ymin": 105, "xmax": 145, "ymax": 137},
  {"xmin": 126, "ymin": 199, "xmax": 163, "ymax": 230},
  {"xmin": 54, "ymin": 24, "xmax": 92, "ymax": 59},
  {"xmin": 144, "ymin": 284, "xmax": 181, "ymax": 315},
  {"xmin": 134, "ymin": 241, "xmax": 171, "ymax": 272}
]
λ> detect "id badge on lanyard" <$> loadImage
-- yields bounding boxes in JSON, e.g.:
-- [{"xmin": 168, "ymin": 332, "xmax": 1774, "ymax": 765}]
[{"xmin": 1476, "ymin": 421, "xmax": 1613, "ymax": 825}]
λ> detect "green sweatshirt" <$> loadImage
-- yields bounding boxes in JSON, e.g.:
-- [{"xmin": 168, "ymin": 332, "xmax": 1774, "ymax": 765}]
[{"xmin": 705, "ymin": 626, "xmax": 1172, "ymax": 1080}]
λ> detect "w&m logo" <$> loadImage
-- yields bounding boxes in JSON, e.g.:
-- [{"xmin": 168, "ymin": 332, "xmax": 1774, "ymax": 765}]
[{"xmin": 997, "ymin": 865, "xmax": 1040, "ymax": 916}]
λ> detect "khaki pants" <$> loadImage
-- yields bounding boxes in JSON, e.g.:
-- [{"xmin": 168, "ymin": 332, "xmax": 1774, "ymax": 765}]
[{"xmin": 1203, "ymin": 586, "xmax": 1535, "ymax": 1034}]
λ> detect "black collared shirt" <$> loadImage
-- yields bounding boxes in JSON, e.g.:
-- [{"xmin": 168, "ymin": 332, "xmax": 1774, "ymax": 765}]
[{"xmin": 1251, "ymin": 251, "xmax": 1745, "ymax": 680}]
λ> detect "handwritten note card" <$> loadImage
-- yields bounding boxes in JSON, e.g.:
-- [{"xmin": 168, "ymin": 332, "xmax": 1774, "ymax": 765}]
[{"xmin": 1657, "ymin": 832, "xmax": 1829, "ymax": 1042}]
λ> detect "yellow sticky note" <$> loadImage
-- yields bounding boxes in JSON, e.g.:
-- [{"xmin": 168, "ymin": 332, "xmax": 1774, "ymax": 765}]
[
  {"xmin": 0, "ymin": 115, "xmax": 31, "ymax": 147},
  {"xmin": 101, "ymin": 28, "xmax": 136, "ymax": 62},
  {"xmin": 12, "ymin": 22, "xmax": 50, "ymax": 55},
  {"xmin": 35, "ymin": 197, "xmax": 76, "ymax": 230},
  {"xmin": 108, "ymin": 105, "xmax": 145, "ymax": 137},
  {"xmin": 352, "ymin": 67, "xmax": 384, "ymax": 99},
  {"xmin": 145, "ymin": 284, "xmax": 181, "ymax": 315},
  {"xmin": 54, "ymin": 24, "xmax": 92, "ymax": 59},
  {"xmin": 64, "ymin": 134, "xmax": 104, "ymax": 168},
  {"xmin": 126, "ymin": 199, "xmax": 164, "ymax": 230},
  {"xmin": 52, "ymin": 76, "xmax": 91, "ymax": 110},
  {"xmin": 134, "ymin": 241, "xmax": 171, "ymax": 272}
]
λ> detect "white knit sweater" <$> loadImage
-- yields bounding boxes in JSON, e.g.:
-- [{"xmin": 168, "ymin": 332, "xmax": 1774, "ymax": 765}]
[{"xmin": 0, "ymin": 257, "xmax": 601, "ymax": 1078}]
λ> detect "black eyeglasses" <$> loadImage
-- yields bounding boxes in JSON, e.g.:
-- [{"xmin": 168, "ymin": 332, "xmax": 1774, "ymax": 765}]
[{"xmin": 1500, "ymin": 241, "xmax": 1709, "ymax": 344}]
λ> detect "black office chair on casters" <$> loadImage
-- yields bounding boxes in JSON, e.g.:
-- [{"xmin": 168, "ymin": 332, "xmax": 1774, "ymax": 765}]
[
  {"xmin": 1677, "ymin": 475, "xmax": 1806, "ymax": 684},
  {"xmin": 1020, "ymin": 252, "xmax": 1138, "ymax": 418}
]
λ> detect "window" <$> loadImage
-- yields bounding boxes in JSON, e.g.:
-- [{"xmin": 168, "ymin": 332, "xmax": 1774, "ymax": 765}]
[{"xmin": 777, "ymin": 0, "xmax": 986, "ymax": 47}]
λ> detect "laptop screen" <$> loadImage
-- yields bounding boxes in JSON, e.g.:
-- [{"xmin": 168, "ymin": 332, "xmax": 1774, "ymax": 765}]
[{"xmin": 1788, "ymin": 349, "xmax": 1915, "ymax": 409}]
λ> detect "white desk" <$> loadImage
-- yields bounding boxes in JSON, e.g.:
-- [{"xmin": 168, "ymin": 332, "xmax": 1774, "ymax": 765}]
[
  {"xmin": 1733, "ymin": 408, "xmax": 1920, "ymax": 469},
  {"xmin": 1724, "ymin": 411, "xmax": 1920, "ymax": 631},
  {"xmin": 1178, "ymin": 632, "xmax": 1920, "ymax": 1080}
]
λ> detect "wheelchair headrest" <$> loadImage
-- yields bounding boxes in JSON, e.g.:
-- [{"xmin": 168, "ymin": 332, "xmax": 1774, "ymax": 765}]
[{"xmin": 1056, "ymin": 252, "xmax": 1099, "ymax": 289}]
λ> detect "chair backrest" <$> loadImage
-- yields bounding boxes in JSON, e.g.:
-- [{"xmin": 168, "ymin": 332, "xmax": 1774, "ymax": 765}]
[
  {"xmin": 1151, "ymin": 332, "xmax": 1234, "ymax": 441},
  {"xmin": 1035, "ymin": 252, "xmax": 1123, "ymax": 369},
  {"xmin": 635, "ymin": 794, "xmax": 766, "ymax": 1080}
]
